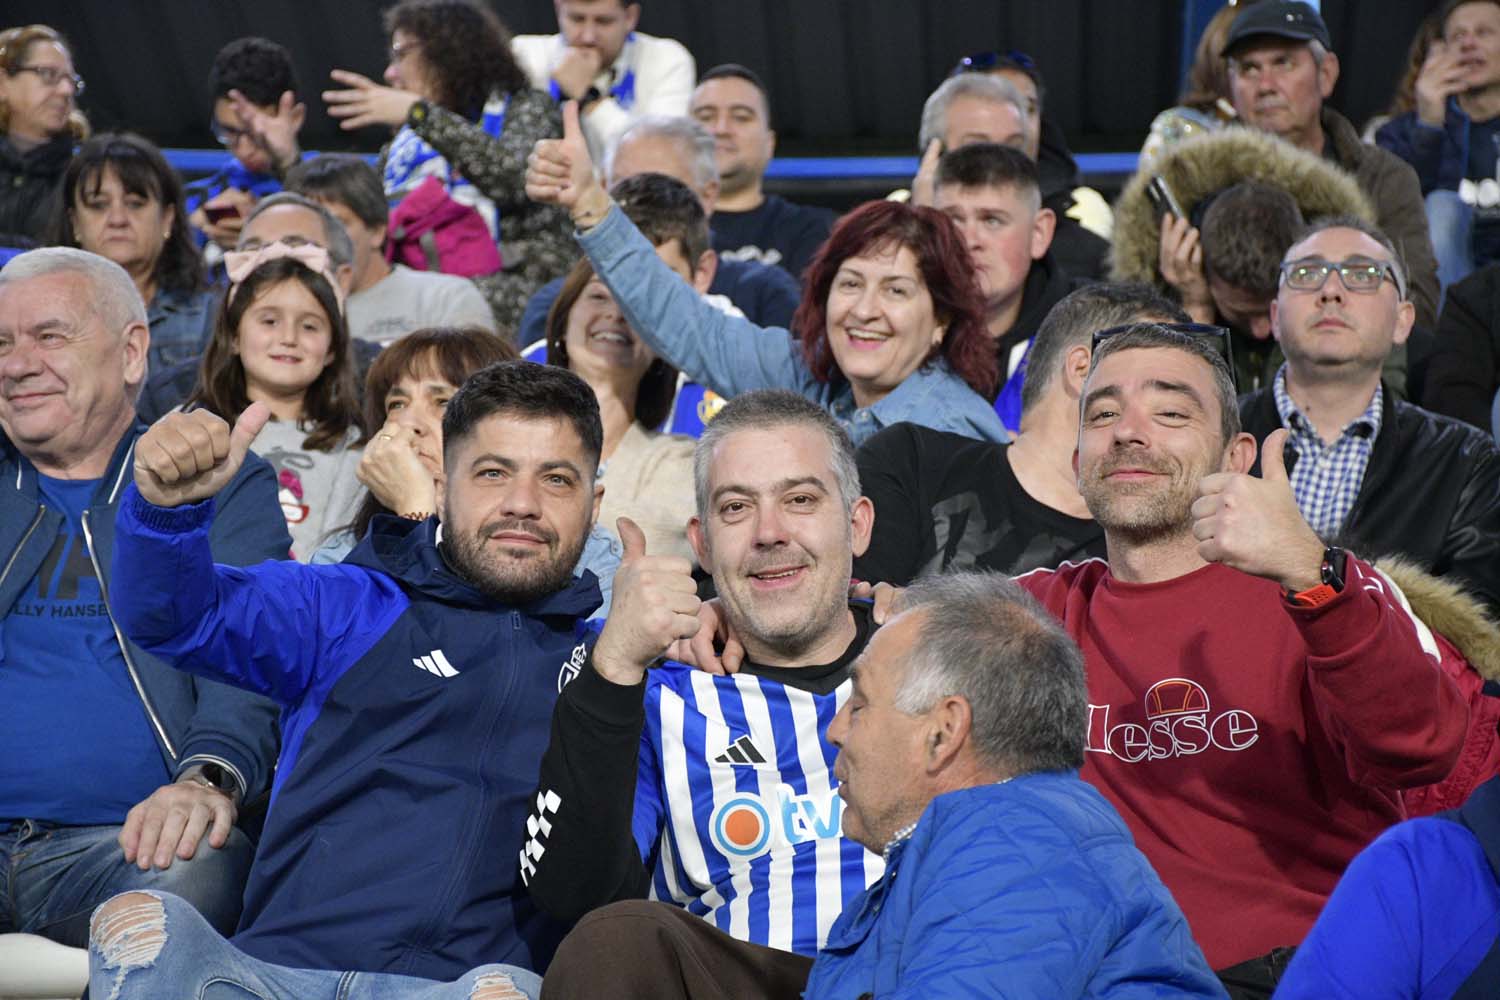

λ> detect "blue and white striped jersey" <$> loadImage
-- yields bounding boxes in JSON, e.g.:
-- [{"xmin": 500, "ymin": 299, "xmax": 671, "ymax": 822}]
[{"xmin": 634, "ymin": 658, "xmax": 885, "ymax": 955}]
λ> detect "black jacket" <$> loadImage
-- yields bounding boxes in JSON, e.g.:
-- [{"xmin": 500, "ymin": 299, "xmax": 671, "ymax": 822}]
[
  {"xmin": 1240, "ymin": 385, "xmax": 1500, "ymax": 616},
  {"xmin": 0, "ymin": 133, "xmax": 72, "ymax": 247},
  {"xmin": 1427, "ymin": 263, "xmax": 1500, "ymax": 432}
]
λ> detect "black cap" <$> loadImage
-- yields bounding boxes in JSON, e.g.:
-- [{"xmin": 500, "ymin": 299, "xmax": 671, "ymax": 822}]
[{"xmin": 1221, "ymin": 1, "xmax": 1332, "ymax": 57}]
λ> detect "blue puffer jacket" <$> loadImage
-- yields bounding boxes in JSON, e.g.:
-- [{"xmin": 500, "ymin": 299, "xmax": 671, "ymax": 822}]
[
  {"xmin": 112, "ymin": 487, "xmax": 602, "ymax": 979},
  {"xmin": 804, "ymin": 772, "xmax": 1226, "ymax": 999},
  {"xmin": 1, "ymin": 424, "xmax": 288, "ymax": 804}
]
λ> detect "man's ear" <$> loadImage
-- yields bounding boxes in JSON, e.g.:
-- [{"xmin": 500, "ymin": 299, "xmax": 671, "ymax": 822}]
[
  {"xmin": 849, "ymin": 495, "xmax": 874, "ymax": 558},
  {"xmin": 687, "ymin": 515, "xmax": 709, "ymax": 566},
  {"xmin": 1224, "ymin": 431, "xmax": 1258, "ymax": 474},
  {"xmin": 1030, "ymin": 206, "xmax": 1057, "ymax": 260},
  {"xmin": 372, "ymin": 223, "xmax": 389, "ymax": 256},
  {"xmin": 434, "ymin": 470, "xmax": 447, "ymax": 515},
  {"xmin": 334, "ymin": 262, "xmax": 355, "ymax": 296},
  {"xmin": 624, "ymin": 3, "xmax": 642, "ymax": 33},
  {"xmin": 121, "ymin": 321, "xmax": 149, "ymax": 394},
  {"xmin": 1063, "ymin": 344, "xmax": 1091, "ymax": 399},
  {"xmin": 592, "ymin": 480, "xmax": 604, "ymax": 525},
  {"xmin": 1317, "ymin": 50, "xmax": 1340, "ymax": 99},
  {"xmin": 926, "ymin": 695, "xmax": 973, "ymax": 774},
  {"xmin": 766, "ymin": 128, "xmax": 777, "ymax": 160},
  {"xmin": 1391, "ymin": 298, "xmax": 1415, "ymax": 347},
  {"xmin": 692, "ymin": 249, "xmax": 718, "ymax": 294}
]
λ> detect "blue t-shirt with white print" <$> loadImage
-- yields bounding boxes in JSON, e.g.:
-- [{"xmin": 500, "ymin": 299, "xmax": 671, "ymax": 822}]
[{"xmin": 0, "ymin": 475, "xmax": 169, "ymax": 823}]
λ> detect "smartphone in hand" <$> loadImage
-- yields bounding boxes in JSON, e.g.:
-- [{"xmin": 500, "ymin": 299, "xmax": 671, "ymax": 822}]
[{"xmin": 1147, "ymin": 176, "xmax": 1187, "ymax": 222}]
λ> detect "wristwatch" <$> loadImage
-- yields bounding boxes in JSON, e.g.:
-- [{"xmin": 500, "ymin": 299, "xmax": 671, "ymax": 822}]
[
  {"xmin": 578, "ymin": 85, "xmax": 603, "ymax": 110},
  {"xmin": 181, "ymin": 762, "xmax": 240, "ymax": 802},
  {"xmin": 407, "ymin": 99, "xmax": 430, "ymax": 126},
  {"xmin": 1288, "ymin": 546, "xmax": 1348, "ymax": 608}
]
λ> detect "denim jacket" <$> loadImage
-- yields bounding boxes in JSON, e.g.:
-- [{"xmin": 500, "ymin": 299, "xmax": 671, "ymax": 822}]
[
  {"xmin": 576, "ymin": 206, "xmax": 1008, "ymax": 445},
  {"xmin": 147, "ymin": 286, "xmax": 218, "ymax": 372}
]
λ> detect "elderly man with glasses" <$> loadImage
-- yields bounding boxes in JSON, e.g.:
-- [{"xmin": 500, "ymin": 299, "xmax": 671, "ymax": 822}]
[{"xmin": 1238, "ymin": 216, "xmax": 1500, "ymax": 618}]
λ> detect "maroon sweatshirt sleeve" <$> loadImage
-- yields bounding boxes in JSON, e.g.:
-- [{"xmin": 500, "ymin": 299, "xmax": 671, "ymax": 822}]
[{"xmin": 1290, "ymin": 554, "xmax": 1469, "ymax": 788}]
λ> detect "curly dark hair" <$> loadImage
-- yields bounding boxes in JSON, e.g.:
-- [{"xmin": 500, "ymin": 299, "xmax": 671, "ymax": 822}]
[
  {"xmin": 383, "ymin": 0, "xmax": 529, "ymax": 118},
  {"xmin": 208, "ymin": 36, "xmax": 299, "ymax": 107},
  {"xmin": 51, "ymin": 132, "xmax": 206, "ymax": 297}
]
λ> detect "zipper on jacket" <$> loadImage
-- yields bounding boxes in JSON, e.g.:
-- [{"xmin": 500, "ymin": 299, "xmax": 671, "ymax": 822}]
[
  {"xmin": 0, "ymin": 507, "xmax": 46, "ymax": 595},
  {"xmin": 80, "ymin": 509, "xmax": 178, "ymax": 762}
]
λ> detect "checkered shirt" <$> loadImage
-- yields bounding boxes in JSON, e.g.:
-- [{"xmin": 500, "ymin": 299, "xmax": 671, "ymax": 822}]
[{"xmin": 1272, "ymin": 366, "xmax": 1382, "ymax": 540}]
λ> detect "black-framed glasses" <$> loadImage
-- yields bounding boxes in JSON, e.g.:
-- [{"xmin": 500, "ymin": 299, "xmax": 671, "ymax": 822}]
[
  {"xmin": 1278, "ymin": 258, "xmax": 1406, "ymax": 299},
  {"xmin": 950, "ymin": 49, "xmax": 1037, "ymax": 78},
  {"xmin": 1091, "ymin": 321, "xmax": 1238, "ymax": 393},
  {"xmin": 10, "ymin": 65, "xmax": 84, "ymax": 94},
  {"xmin": 210, "ymin": 116, "xmax": 254, "ymax": 147}
]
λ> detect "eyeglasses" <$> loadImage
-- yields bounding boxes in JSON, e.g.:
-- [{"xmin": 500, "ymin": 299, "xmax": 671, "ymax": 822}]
[
  {"xmin": 389, "ymin": 40, "xmax": 419, "ymax": 62},
  {"xmin": 1091, "ymin": 321, "xmax": 1238, "ymax": 393},
  {"xmin": 950, "ymin": 49, "xmax": 1037, "ymax": 78},
  {"xmin": 1279, "ymin": 258, "xmax": 1406, "ymax": 299},
  {"xmin": 210, "ymin": 116, "xmax": 254, "ymax": 147},
  {"xmin": 10, "ymin": 65, "xmax": 84, "ymax": 94}
]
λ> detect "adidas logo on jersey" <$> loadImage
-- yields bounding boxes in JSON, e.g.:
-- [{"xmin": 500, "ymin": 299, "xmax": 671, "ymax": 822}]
[
  {"xmin": 713, "ymin": 734, "xmax": 767, "ymax": 767},
  {"xmin": 413, "ymin": 649, "xmax": 459, "ymax": 679}
]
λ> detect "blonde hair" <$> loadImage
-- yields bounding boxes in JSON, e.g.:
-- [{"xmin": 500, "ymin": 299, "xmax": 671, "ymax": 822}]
[{"xmin": 0, "ymin": 25, "xmax": 90, "ymax": 140}]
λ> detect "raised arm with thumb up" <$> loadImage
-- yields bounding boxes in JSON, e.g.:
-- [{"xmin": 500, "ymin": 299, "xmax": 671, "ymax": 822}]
[
  {"xmin": 590, "ymin": 516, "xmax": 703, "ymax": 687},
  {"xmin": 1190, "ymin": 428, "xmax": 1327, "ymax": 592},
  {"xmin": 526, "ymin": 100, "xmax": 612, "ymax": 225},
  {"xmin": 134, "ymin": 402, "xmax": 271, "ymax": 508}
]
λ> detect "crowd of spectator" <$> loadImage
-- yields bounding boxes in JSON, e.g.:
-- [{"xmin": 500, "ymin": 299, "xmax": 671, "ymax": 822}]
[{"xmin": 2, "ymin": 1, "xmax": 1500, "ymax": 998}]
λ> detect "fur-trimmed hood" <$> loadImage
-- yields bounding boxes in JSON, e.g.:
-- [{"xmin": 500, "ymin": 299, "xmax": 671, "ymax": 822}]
[
  {"xmin": 1378, "ymin": 556, "xmax": 1500, "ymax": 683},
  {"xmin": 1110, "ymin": 126, "xmax": 1375, "ymax": 289}
]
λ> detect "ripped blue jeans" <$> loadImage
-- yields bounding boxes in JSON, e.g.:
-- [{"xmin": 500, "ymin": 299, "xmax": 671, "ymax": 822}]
[{"xmin": 88, "ymin": 891, "xmax": 542, "ymax": 1000}]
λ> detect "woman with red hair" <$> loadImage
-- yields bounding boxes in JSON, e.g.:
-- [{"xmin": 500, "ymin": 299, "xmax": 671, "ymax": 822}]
[{"xmin": 528, "ymin": 119, "xmax": 1005, "ymax": 444}]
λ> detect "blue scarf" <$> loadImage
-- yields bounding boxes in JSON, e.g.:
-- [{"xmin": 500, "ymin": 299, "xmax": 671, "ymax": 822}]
[{"xmin": 382, "ymin": 93, "xmax": 508, "ymax": 238}]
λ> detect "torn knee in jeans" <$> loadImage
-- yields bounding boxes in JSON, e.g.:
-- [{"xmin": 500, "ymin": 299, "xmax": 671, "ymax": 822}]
[
  {"xmin": 90, "ymin": 891, "xmax": 167, "ymax": 987},
  {"xmin": 471, "ymin": 971, "xmax": 527, "ymax": 1000}
]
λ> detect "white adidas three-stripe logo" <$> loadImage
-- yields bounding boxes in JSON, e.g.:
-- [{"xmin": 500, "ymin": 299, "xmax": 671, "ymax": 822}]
[{"xmin": 413, "ymin": 649, "xmax": 459, "ymax": 678}]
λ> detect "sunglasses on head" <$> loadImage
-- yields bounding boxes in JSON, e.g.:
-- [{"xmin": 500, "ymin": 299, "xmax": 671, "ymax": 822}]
[
  {"xmin": 950, "ymin": 49, "xmax": 1037, "ymax": 78},
  {"xmin": 1090, "ymin": 322, "xmax": 1238, "ymax": 394}
]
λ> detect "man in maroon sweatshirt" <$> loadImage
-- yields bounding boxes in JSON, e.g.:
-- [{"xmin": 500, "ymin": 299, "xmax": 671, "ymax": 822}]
[{"xmin": 1014, "ymin": 320, "xmax": 1468, "ymax": 996}]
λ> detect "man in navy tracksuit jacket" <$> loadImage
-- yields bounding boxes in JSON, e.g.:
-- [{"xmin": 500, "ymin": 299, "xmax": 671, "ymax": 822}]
[{"xmin": 91, "ymin": 362, "xmax": 612, "ymax": 997}]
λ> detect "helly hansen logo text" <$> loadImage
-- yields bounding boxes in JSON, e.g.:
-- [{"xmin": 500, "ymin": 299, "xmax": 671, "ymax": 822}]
[
  {"xmin": 413, "ymin": 649, "xmax": 459, "ymax": 678},
  {"xmin": 1086, "ymin": 678, "xmax": 1259, "ymax": 763}
]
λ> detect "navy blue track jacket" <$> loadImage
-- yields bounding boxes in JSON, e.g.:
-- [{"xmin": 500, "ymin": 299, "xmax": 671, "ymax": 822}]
[{"xmin": 112, "ymin": 483, "xmax": 601, "ymax": 979}]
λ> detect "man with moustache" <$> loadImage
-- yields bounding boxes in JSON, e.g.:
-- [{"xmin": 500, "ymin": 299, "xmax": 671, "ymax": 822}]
[
  {"xmin": 1015, "ymin": 321, "xmax": 1470, "ymax": 995},
  {"xmin": 88, "ymin": 362, "xmax": 608, "ymax": 995}
]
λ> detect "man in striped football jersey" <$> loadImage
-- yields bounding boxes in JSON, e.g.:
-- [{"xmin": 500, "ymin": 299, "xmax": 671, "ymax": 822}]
[{"xmin": 521, "ymin": 389, "xmax": 880, "ymax": 971}]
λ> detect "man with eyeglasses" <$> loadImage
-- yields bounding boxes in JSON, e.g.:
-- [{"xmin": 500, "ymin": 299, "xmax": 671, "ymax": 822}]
[
  {"xmin": 1239, "ymin": 217, "xmax": 1500, "ymax": 617},
  {"xmin": 185, "ymin": 38, "xmax": 307, "ymax": 255}
]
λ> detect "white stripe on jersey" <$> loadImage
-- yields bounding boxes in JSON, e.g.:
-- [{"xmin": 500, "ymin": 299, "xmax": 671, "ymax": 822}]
[{"xmin": 643, "ymin": 664, "xmax": 884, "ymax": 955}]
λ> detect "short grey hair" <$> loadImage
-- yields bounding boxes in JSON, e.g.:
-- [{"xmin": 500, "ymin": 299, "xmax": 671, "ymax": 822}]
[
  {"xmin": 0, "ymin": 246, "xmax": 147, "ymax": 332},
  {"xmin": 240, "ymin": 191, "xmax": 355, "ymax": 268},
  {"xmin": 1285, "ymin": 214, "xmax": 1409, "ymax": 302},
  {"xmin": 918, "ymin": 73, "xmax": 1030, "ymax": 152},
  {"xmin": 891, "ymin": 572, "xmax": 1087, "ymax": 775},
  {"xmin": 693, "ymin": 390, "xmax": 861, "ymax": 517},
  {"xmin": 607, "ymin": 115, "xmax": 719, "ymax": 190},
  {"xmin": 1087, "ymin": 322, "xmax": 1240, "ymax": 446}
]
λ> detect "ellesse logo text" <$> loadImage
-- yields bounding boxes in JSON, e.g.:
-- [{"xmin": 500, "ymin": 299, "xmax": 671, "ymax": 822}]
[{"xmin": 1086, "ymin": 677, "xmax": 1259, "ymax": 763}]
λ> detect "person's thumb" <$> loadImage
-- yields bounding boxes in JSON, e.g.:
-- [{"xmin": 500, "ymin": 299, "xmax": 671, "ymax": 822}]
[
  {"xmin": 617, "ymin": 516, "xmax": 648, "ymax": 562},
  {"xmin": 563, "ymin": 99, "xmax": 583, "ymax": 144},
  {"xmin": 921, "ymin": 138, "xmax": 942, "ymax": 169},
  {"xmin": 230, "ymin": 401, "xmax": 272, "ymax": 464},
  {"xmin": 1259, "ymin": 428, "xmax": 1290, "ymax": 483}
]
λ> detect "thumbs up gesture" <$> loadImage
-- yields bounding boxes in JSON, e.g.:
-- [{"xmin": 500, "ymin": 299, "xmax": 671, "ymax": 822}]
[
  {"xmin": 1190, "ymin": 429, "xmax": 1327, "ymax": 593},
  {"xmin": 591, "ymin": 517, "xmax": 703, "ymax": 686},
  {"xmin": 526, "ymin": 100, "xmax": 612, "ymax": 225},
  {"xmin": 134, "ymin": 403, "xmax": 271, "ymax": 508}
]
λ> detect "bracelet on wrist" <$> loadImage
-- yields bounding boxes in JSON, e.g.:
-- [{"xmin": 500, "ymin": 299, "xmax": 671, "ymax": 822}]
[{"xmin": 400, "ymin": 510, "xmax": 432, "ymax": 521}]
